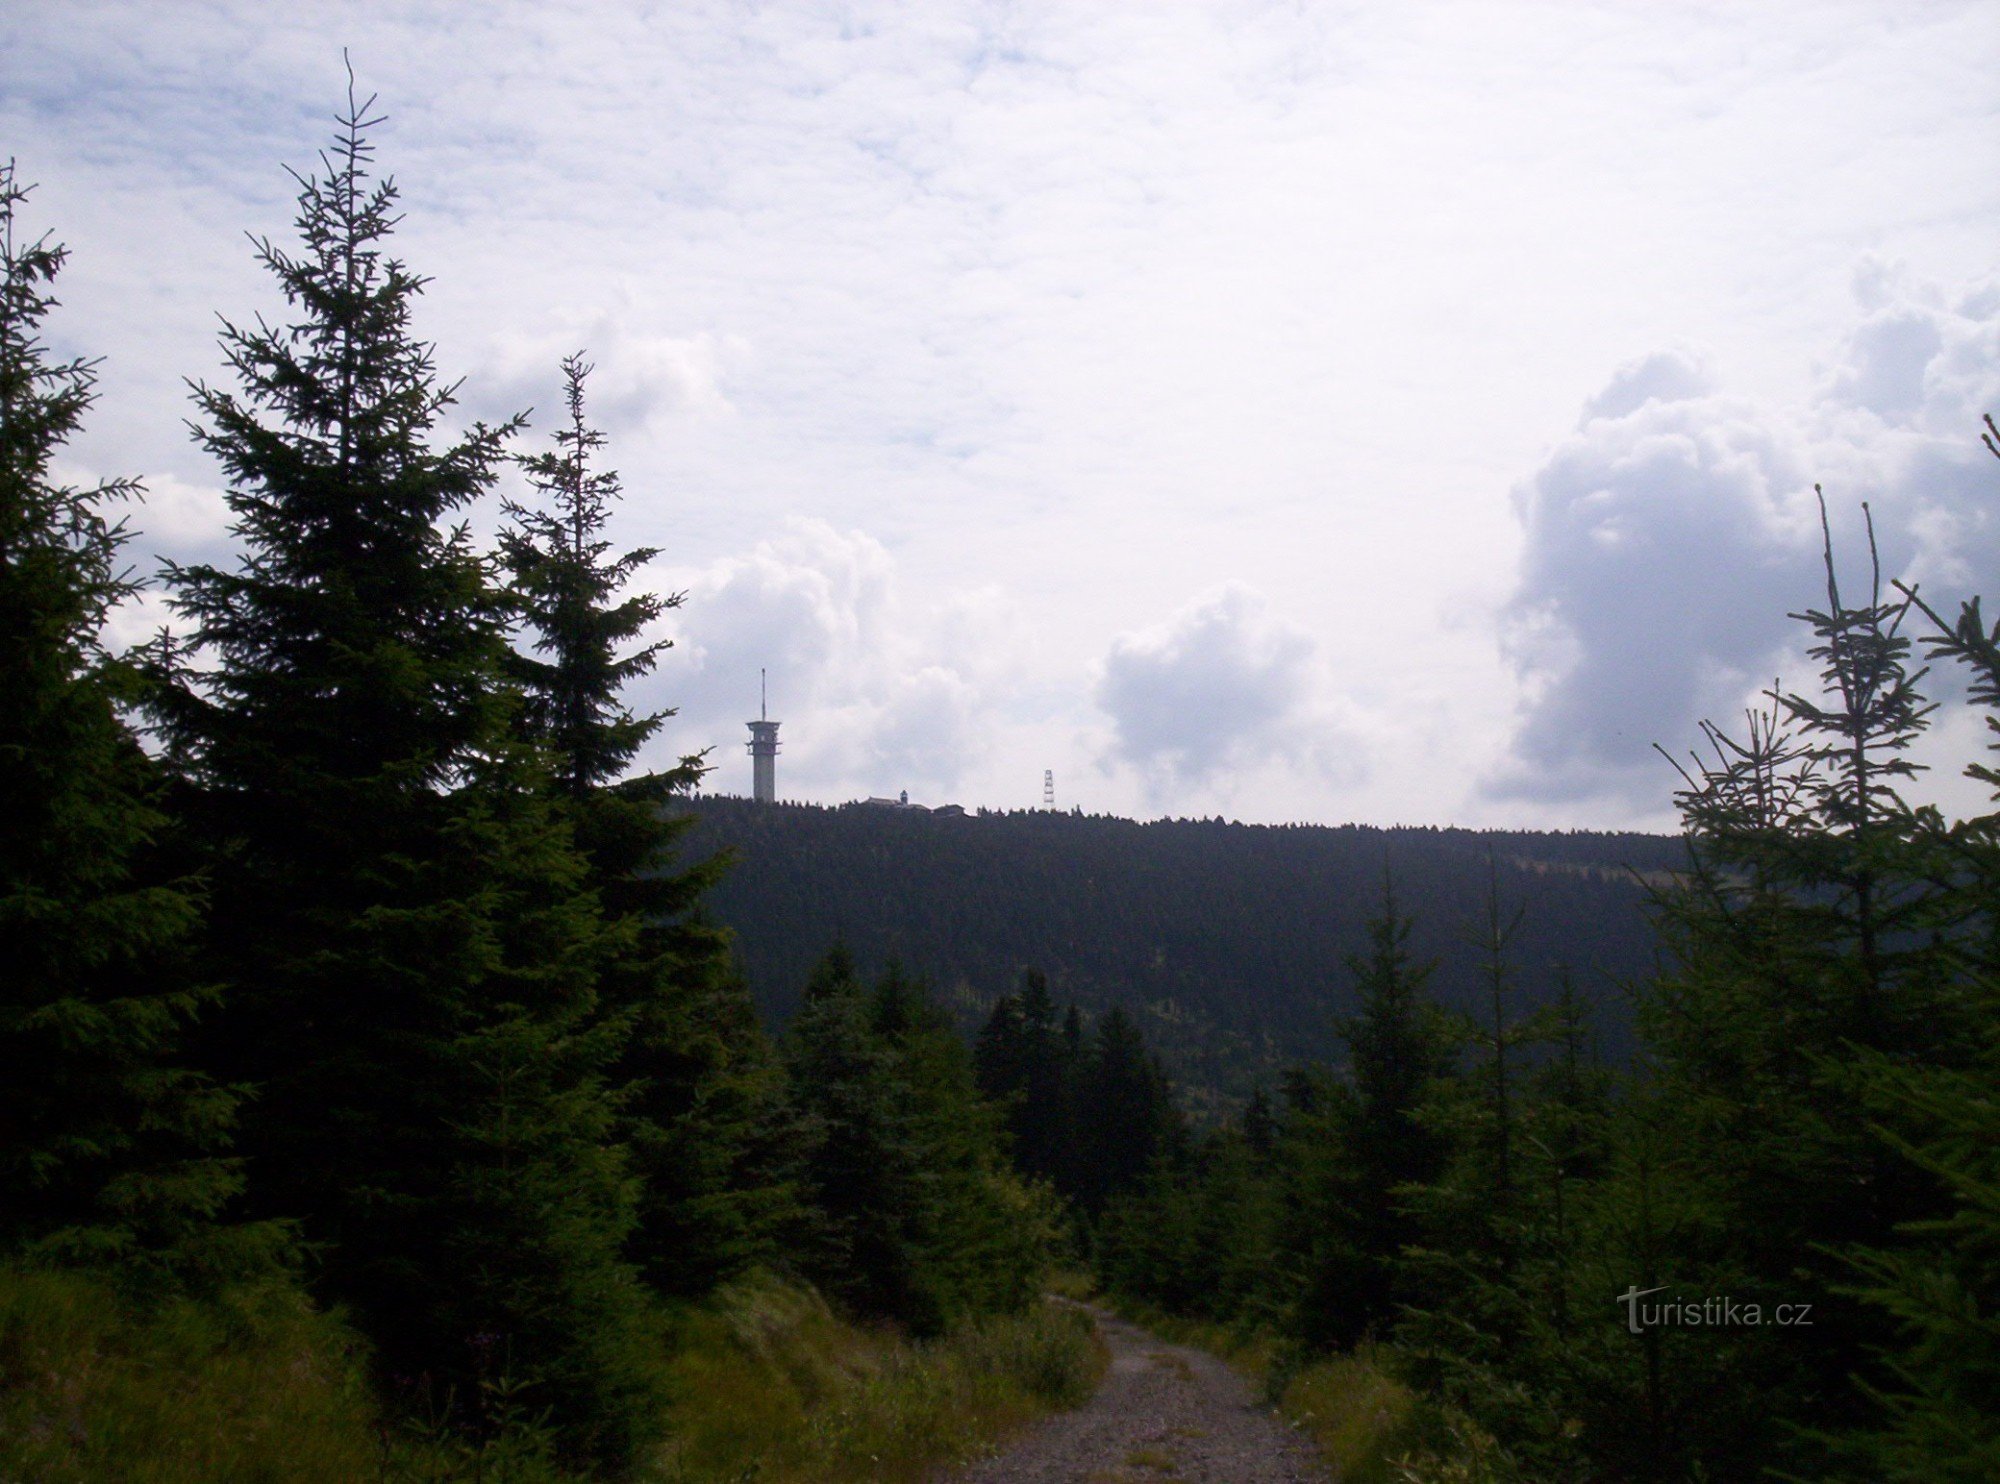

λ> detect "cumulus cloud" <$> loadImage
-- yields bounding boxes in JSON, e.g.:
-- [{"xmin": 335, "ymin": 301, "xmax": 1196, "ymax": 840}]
[
  {"xmin": 638, "ymin": 518, "xmax": 998, "ymax": 801},
  {"xmin": 1579, "ymin": 348, "xmax": 1719, "ymax": 422},
  {"xmin": 1096, "ymin": 585, "xmax": 1327, "ymax": 791},
  {"xmin": 1493, "ymin": 270, "xmax": 2000, "ymax": 808},
  {"xmin": 1492, "ymin": 359, "xmax": 1818, "ymax": 804}
]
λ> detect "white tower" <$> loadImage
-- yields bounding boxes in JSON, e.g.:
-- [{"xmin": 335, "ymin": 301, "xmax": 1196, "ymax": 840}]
[{"xmin": 747, "ymin": 669, "xmax": 780, "ymax": 803}]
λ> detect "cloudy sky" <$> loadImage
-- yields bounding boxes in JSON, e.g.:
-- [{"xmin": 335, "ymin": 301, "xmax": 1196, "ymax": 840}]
[{"xmin": 8, "ymin": 1, "xmax": 1998, "ymax": 829}]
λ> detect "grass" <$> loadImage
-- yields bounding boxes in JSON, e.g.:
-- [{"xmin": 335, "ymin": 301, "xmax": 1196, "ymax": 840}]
[
  {"xmin": 1, "ymin": 1262, "xmax": 1107, "ymax": 1484},
  {"xmin": 0, "ymin": 1265, "xmax": 382, "ymax": 1484},
  {"xmin": 7, "ymin": 1257, "xmax": 1513, "ymax": 1483},
  {"xmin": 1277, "ymin": 1346, "xmax": 1512, "ymax": 1484},
  {"xmin": 650, "ymin": 1271, "xmax": 1108, "ymax": 1483},
  {"xmin": 0, "ymin": 1263, "xmax": 590, "ymax": 1483},
  {"xmin": 1044, "ymin": 1268, "xmax": 1100, "ymax": 1302}
]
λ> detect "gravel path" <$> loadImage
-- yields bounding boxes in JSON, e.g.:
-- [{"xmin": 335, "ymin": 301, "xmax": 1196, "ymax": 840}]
[{"xmin": 940, "ymin": 1306, "xmax": 1327, "ymax": 1484}]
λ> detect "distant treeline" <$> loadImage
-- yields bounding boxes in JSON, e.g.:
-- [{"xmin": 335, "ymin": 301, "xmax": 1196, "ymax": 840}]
[{"xmin": 679, "ymin": 798, "xmax": 1682, "ymax": 1109}]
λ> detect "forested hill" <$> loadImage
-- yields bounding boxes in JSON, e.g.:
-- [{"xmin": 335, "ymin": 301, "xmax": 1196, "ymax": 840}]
[{"xmin": 675, "ymin": 796, "xmax": 1683, "ymax": 1110}]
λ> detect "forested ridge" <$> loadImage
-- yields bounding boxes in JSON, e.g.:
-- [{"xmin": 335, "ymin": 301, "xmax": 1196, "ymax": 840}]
[
  {"xmin": 7, "ymin": 77, "xmax": 2000, "ymax": 1484},
  {"xmin": 680, "ymin": 796, "xmax": 1680, "ymax": 1107}
]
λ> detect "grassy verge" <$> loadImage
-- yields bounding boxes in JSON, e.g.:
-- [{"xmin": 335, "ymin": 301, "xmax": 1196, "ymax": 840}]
[
  {"xmin": 3, "ymin": 1263, "xmax": 1105, "ymax": 1483},
  {"xmin": 1098, "ymin": 1293, "xmax": 1503, "ymax": 1484},
  {"xmin": 652, "ymin": 1272, "xmax": 1107, "ymax": 1483},
  {"xmin": 0, "ymin": 1265, "xmax": 382, "ymax": 1483},
  {"xmin": 1276, "ymin": 1349, "xmax": 1508, "ymax": 1484},
  {"xmin": 0, "ymin": 1263, "xmax": 594, "ymax": 1483}
]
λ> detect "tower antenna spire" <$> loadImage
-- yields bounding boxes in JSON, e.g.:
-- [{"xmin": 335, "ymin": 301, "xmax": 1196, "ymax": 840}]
[{"xmin": 761, "ymin": 667, "xmax": 767, "ymax": 721}]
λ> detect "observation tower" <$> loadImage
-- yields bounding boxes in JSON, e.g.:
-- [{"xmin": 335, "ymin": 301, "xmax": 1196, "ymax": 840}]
[{"xmin": 747, "ymin": 669, "xmax": 780, "ymax": 804}]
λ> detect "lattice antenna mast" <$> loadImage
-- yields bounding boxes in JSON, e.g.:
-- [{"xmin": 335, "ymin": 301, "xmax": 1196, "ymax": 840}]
[{"xmin": 1043, "ymin": 769, "xmax": 1055, "ymax": 809}]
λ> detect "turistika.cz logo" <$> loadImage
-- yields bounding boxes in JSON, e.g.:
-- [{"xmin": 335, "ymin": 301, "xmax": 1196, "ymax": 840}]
[{"xmin": 1617, "ymin": 1285, "xmax": 1814, "ymax": 1335}]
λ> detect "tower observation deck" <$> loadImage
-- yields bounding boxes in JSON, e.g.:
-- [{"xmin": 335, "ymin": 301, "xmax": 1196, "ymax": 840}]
[{"xmin": 747, "ymin": 669, "xmax": 780, "ymax": 803}]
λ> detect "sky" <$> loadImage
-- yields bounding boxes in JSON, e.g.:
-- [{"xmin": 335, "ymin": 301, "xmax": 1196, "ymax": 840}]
[{"xmin": 7, "ymin": 0, "xmax": 1998, "ymax": 831}]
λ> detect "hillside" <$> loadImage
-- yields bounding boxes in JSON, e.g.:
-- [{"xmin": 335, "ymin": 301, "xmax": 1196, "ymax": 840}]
[{"xmin": 674, "ymin": 796, "xmax": 1683, "ymax": 1112}]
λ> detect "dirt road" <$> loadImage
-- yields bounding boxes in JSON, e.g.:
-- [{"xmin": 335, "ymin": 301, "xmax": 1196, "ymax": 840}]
[{"xmin": 941, "ymin": 1307, "xmax": 1326, "ymax": 1483}]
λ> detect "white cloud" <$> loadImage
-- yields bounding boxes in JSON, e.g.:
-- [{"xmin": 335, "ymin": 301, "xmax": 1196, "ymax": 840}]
[
  {"xmin": 1095, "ymin": 585, "xmax": 1348, "ymax": 797},
  {"xmin": 1580, "ymin": 349, "xmax": 1720, "ymax": 423},
  {"xmin": 471, "ymin": 317, "xmax": 749, "ymax": 439},
  {"xmin": 1494, "ymin": 270, "xmax": 2000, "ymax": 810},
  {"xmin": 118, "ymin": 472, "xmax": 236, "ymax": 568},
  {"xmin": 642, "ymin": 517, "xmax": 1000, "ymax": 801}
]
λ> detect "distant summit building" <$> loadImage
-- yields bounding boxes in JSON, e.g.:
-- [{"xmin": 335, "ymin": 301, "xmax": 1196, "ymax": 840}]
[
  {"xmin": 848, "ymin": 792, "xmax": 969, "ymax": 816},
  {"xmin": 747, "ymin": 669, "xmax": 780, "ymax": 803}
]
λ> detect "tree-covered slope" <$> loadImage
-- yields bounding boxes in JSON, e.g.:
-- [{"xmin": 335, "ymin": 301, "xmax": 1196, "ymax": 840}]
[{"xmin": 676, "ymin": 797, "xmax": 1681, "ymax": 1109}]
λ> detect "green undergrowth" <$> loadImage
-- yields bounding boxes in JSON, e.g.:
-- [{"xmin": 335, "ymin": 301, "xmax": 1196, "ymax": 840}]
[
  {"xmin": 1276, "ymin": 1350, "xmax": 1508, "ymax": 1484},
  {"xmin": 0, "ymin": 1265, "xmax": 381, "ymax": 1483},
  {"xmin": 1102, "ymin": 1294, "xmax": 1503, "ymax": 1484},
  {"xmin": 653, "ymin": 1271, "xmax": 1107, "ymax": 1483},
  {"xmin": 2, "ymin": 1263, "xmax": 1105, "ymax": 1484},
  {"xmin": 1043, "ymin": 1268, "xmax": 1099, "ymax": 1303},
  {"xmin": 0, "ymin": 1263, "xmax": 591, "ymax": 1483}
]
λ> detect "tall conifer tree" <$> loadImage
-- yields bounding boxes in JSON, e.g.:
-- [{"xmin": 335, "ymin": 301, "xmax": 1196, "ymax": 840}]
[
  {"xmin": 1076, "ymin": 1006, "xmax": 1179, "ymax": 1216},
  {"xmin": 0, "ymin": 164, "xmax": 239, "ymax": 1272},
  {"xmin": 1838, "ymin": 439, "xmax": 2000, "ymax": 1479},
  {"xmin": 500, "ymin": 353, "xmax": 792, "ymax": 1296},
  {"xmin": 1313, "ymin": 879, "xmax": 1457, "ymax": 1343},
  {"xmin": 974, "ymin": 968, "xmax": 1075, "ymax": 1195},
  {"xmin": 785, "ymin": 951, "xmax": 1049, "ymax": 1332},
  {"xmin": 149, "ymin": 93, "xmax": 655, "ymax": 1464},
  {"xmin": 783, "ymin": 948, "xmax": 924, "ymax": 1322}
]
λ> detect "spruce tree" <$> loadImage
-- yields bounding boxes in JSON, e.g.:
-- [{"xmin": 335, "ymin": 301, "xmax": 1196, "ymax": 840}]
[
  {"xmin": 500, "ymin": 352, "xmax": 793, "ymax": 1296},
  {"xmin": 1470, "ymin": 848, "xmax": 1530, "ymax": 1217},
  {"xmin": 866, "ymin": 965, "xmax": 1052, "ymax": 1324},
  {"xmin": 149, "ymin": 95, "xmax": 655, "ymax": 1464},
  {"xmin": 1394, "ymin": 860, "xmax": 1540, "ymax": 1353},
  {"xmin": 1098, "ymin": 1125, "xmax": 1279, "ymax": 1324},
  {"xmin": 1564, "ymin": 498, "xmax": 1965, "ymax": 1478},
  {"xmin": 1338, "ymin": 878, "xmax": 1455, "ymax": 1214},
  {"xmin": 1843, "ymin": 1039, "xmax": 2000, "ymax": 1480},
  {"xmin": 1075, "ymin": 1006, "xmax": 1180, "ymax": 1216},
  {"xmin": 0, "ymin": 163, "xmax": 240, "ymax": 1273},
  {"xmin": 786, "ymin": 950, "xmax": 1050, "ymax": 1331},
  {"xmin": 974, "ymin": 968, "xmax": 1075, "ymax": 1197},
  {"xmin": 1303, "ymin": 877, "xmax": 1457, "ymax": 1346},
  {"xmin": 503, "ymin": 351, "xmax": 678, "ymax": 799},
  {"xmin": 783, "ymin": 947, "xmax": 928, "ymax": 1324},
  {"xmin": 1838, "ymin": 435, "xmax": 2000, "ymax": 1480}
]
